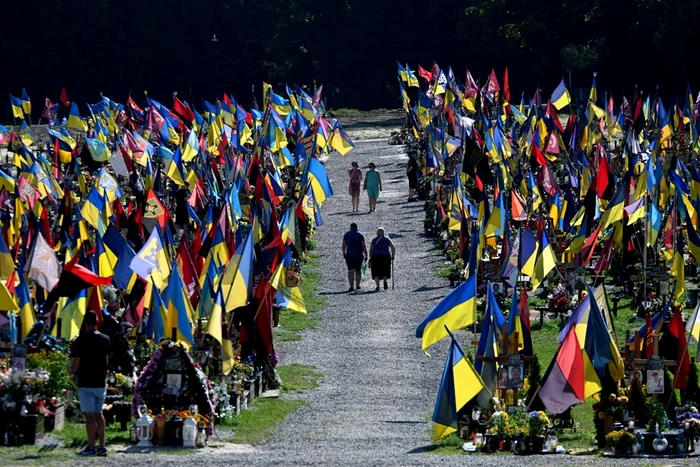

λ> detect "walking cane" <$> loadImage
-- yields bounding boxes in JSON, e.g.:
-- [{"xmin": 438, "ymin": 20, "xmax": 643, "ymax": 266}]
[{"xmin": 392, "ymin": 258, "xmax": 395, "ymax": 290}]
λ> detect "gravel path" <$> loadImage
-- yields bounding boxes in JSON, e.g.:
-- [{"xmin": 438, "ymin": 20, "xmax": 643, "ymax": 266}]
[{"xmin": 65, "ymin": 136, "xmax": 695, "ymax": 466}]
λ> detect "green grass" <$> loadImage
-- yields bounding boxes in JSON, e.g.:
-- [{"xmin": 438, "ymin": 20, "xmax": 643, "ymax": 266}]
[
  {"xmin": 228, "ymin": 398, "xmax": 307, "ymax": 445},
  {"xmin": 0, "ymin": 422, "xmax": 137, "ymax": 465},
  {"xmin": 328, "ymin": 108, "xmax": 360, "ymax": 116},
  {"xmin": 53, "ymin": 420, "xmax": 131, "ymax": 448},
  {"xmin": 436, "ymin": 264, "xmax": 454, "ymax": 279},
  {"xmin": 226, "ymin": 363, "xmax": 322, "ymax": 445}
]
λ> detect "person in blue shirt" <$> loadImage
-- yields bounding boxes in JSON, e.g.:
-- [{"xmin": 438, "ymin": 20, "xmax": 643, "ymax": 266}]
[{"xmin": 342, "ymin": 223, "xmax": 368, "ymax": 292}]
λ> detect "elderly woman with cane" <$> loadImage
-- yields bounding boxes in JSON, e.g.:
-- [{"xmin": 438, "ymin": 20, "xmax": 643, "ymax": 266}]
[{"xmin": 369, "ymin": 227, "xmax": 396, "ymax": 291}]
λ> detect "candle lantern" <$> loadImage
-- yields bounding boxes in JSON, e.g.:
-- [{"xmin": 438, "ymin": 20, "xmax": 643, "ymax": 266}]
[
  {"xmin": 182, "ymin": 417, "xmax": 197, "ymax": 448},
  {"xmin": 136, "ymin": 404, "xmax": 154, "ymax": 447}
]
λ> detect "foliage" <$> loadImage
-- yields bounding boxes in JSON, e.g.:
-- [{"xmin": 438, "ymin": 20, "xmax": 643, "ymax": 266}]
[
  {"xmin": 526, "ymin": 411, "xmax": 549, "ymax": 437},
  {"xmin": 424, "ymin": 201, "xmax": 436, "ymax": 230},
  {"xmin": 27, "ymin": 351, "xmax": 75, "ymax": 400},
  {"xmin": 605, "ymin": 429, "xmax": 635, "ymax": 451},
  {"xmin": 524, "ymin": 358, "xmax": 541, "ymax": 406},
  {"xmin": 663, "ymin": 367, "xmax": 681, "ymax": 421},
  {"xmin": 645, "ymin": 399, "xmax": 667, "ymax": 432},
  {"xmin": 681, "ymin": 358, "xmax": 700, "ymax": 408}
]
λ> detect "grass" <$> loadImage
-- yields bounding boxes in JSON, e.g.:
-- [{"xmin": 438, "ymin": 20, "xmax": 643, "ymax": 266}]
[
  {"xmin": 53, "ymin": 420, "xmax": 131, "ymax": 448},
  {"xmin": 0, "ymin": 422, "xmax": 137, "ymax": 465},
  {"xmin": 328, "ymin": 108, "xmax": 360, "ymax": 116},
  {"xmin": 225, "ymin": 363, "xmax": 322, "ymax": 445},
  {"xmin": 277, "ymin": 364, "xmax": 323, "ymax": 392},
  {"xmin": 274, "ymin": 254, "xmax": 327, "ymax": 341}
]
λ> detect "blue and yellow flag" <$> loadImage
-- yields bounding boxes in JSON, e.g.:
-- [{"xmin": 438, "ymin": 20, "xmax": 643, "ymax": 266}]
[
  {"xmin": 9, "ymin": 94, "xmax": 24, "ymax": 119},
  {"xmin": 220, "ymin": 226, "xmax": 254, "ymax": 312},
  {"xmin": 163, "ymin": 265, "xmax": 195, "ymax": 346},
  {"xmin": 551, "ymin": 79, "xmax": 571, "ymax": 111},
  {"xmin": 270, "ymin": 244, "xmax": 307, "ymax": 314},
  {"xmin": 145, "ymin": 281, "xmax": 167, "ymax": 343},
  {"xmin": 16, "ymin": 271, "xmax": 34, "ymax": 340},
  {"xmin": 302, "ymin": 157, "xmax": 333, "ymax": 205},
  {"xmin": 416, "ymin": 275, "xmax": 476, "ymax": 352},
  {"xmin": 432, "ymin": 328, "xmax": 485, "ymax": 440},
  {"xmin": 67, "ymin": 102, "xmax": 88, "ymax": 131}
]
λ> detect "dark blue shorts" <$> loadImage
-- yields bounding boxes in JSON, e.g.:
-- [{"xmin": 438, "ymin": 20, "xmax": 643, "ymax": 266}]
[{"xmin": 345, "ymin": 255, "xmax": 364, "ymax": 271}]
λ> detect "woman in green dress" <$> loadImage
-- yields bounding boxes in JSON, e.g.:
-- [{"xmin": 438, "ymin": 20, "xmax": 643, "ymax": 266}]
[{"xmin": 363, "ymin": 162, "xmax": 382, "ymax": 212}]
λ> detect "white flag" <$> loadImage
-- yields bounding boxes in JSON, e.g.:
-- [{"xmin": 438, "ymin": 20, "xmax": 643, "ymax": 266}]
[{"xmin": 29, "ymin": 232, "xmax": 61, "ymax": 291}]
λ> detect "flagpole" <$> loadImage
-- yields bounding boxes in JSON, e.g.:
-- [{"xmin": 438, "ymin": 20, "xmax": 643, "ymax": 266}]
[{"xmin": 643, "ymin": 192, "xmax": 648, "ymax": 302}]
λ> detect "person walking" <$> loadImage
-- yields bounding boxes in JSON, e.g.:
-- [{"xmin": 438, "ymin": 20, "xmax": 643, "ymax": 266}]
[
  {"xmin": 342, "ymin": 222, "xmax": 368, "ymax": 292},
  {"xmin": 369, "ymin": 227, "xmax": 396, "ymax": 291},
  {"xmin": 363, "ymin": 162, "xmax": 382, "ymax": 212},
  {"xmin": 348, "ymin": 161, "xmax": 362, "ymax": 212},
  {"xmin": 69, "ymin": 311, "xmax": 111, "ymax": 457}
]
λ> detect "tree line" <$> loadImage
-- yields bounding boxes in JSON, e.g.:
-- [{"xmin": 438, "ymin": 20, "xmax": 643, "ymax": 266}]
[{"xmin": 0, "ymin": 0, "xmax": 696, "ymax": 121}]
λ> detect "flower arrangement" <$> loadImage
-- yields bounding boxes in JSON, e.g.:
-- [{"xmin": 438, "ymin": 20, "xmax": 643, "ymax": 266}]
[
  {"xmin": 526, "ymin": 411, "xmax": 549, "ymax": 437},
  {"xmin": 153, "ymin": 409, "xmax": 211, "ymax": 430},
  {"xmin": 27, "ymin": 350, "xmax": 74, "ymax": 400},
  {"xmin": 115, "ymin": 373, "xmax": 134, "ymax": 393},
  {"xmin": 489, "ymin": 411, "xmax": 510, "ymax": 436},
  {"xmin": 605, "ymin": 429, "xmax": 635, "ymax": 452},
  {"xmin": 0, "ymin": 368, "xmax": 50, "ymax": 397},
  {"xmin": 131, "ymin": 341, "xmax": 215, "ymax": 434}
]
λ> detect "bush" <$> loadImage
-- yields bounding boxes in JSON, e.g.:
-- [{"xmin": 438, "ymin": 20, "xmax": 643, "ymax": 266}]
[
  {"xmin": 681, "ymin": 358, "xmax": 700, "ymax": 408},
  {"xmin": 27, "ymin": 351, "xmax": 75, "ymax": 400}
]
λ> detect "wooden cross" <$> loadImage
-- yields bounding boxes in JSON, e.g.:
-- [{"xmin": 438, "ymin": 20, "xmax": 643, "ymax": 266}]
[
  {"xmin": 474, "ymin": 323, "xmax": 538, "ymax": 406},
  {"xmin": 622, "ymin": 330, "xmax": 677, "ymax": 399}
]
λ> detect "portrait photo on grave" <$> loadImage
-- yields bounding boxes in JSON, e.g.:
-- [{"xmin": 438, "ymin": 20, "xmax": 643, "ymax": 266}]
[
  {"xmin": 498, "ymin": 367, "xmax": 508, "ymax": 389},
  {"xmin": 647, "ymin": 370, "xmax": 664, "ymax": 394},
  {"xmin": 508, "ymin": 365, "xmax": 524, "ymax": 389}
]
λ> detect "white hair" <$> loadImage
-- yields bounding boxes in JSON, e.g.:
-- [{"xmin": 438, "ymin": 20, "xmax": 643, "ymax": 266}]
[{"xmin": 376, "ymin": 227, "xmax": 385, "ymax": 236}]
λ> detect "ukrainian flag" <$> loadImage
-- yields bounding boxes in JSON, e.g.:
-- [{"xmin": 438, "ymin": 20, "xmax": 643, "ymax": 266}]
[
  {"xmin": 95, "ymin": 234, "xmax": 117, "ymax": 279},
  {"xmin": 270, "ymin": 244, "xmax": 307, "ymax": 314},
  {"xmin": 302, "ymin": 158, "xmax": 333, "ymax": 205},
  {"xmin": 16, "ymin": 273, "xmax": 34, "ymax": 340},
  {"xmin": 220, "ymin": 226, "xmax": 254, "ymax": 312},
  {"xmin": 56, "ymin": 289, "xmax": 87, "ymax": 341},
  {"xmin": 206, "ymin": 285, "xmax": 225, "ymax": 344},
  {"xmin": 67, "ymin": 102, "xmax": 88, "ymax": 131},
  {"xmin": 432, "ymin": 329, "xmax": 485, "ymax": 440},
  {"xmin": 145, "ymin": 281, "xmax": 167, "ymax": 343},
  {"xmin": 416, "ymin": 275, "xmax": 476, "ymax": 352},
  {"xmin": 181, "ymin": 129, "xmax": 200, "ymax": 162},
  {"xmin": 47, "ymin": 129, "xmax": 75, "ymax": 163},
  {"xmin": 80, "ymin": 188, "xmax": 110, "ymax": 236},
  {"xmin": 0, "ymin": 233, "xmax": 15, "ymax": 280},
  {"xmin": 551, "ymin": 79, "xmax": 571, "ymax": 111},
  {"xmin": 329, "ymin": 123, "xmax": 355, "ymax": 156},
  {"xmin": 163, "ymin": 265, "xmax": 195, "ymax": 346},
  {"xmin": 532, "ymin": 229, "xmax": 557, "ymax": 291},
  {"xmin": 520, "ymin": 227, "xmax": 539, "ymax": 277},
  {"xmin": 672, "ymin": 233, "xmax": 685, "ymax": 302},
  {"xmin": 9, "ymin": 94, "xmax": 24, "ymax": 119}
]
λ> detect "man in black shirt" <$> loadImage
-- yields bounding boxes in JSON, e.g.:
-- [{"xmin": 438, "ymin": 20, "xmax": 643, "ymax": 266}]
[{"xmin": 70, "ymin": 311, "xmax": 111, "ymax": 457}]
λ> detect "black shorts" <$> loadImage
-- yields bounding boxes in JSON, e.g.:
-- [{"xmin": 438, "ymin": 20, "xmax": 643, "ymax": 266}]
[{"xmin": 346, "ymin": 255, "xmax": 364, "ymax": 271}]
